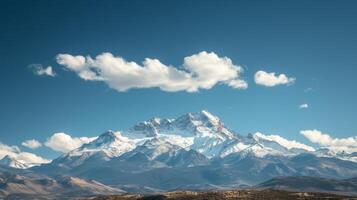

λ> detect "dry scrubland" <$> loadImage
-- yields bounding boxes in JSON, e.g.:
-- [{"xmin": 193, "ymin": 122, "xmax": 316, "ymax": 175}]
[{"xmin": 89, "ymin": 189, "xmax": 357, "ymax": 200}]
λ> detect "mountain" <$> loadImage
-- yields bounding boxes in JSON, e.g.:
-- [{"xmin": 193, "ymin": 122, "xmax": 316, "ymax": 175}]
[
  {"xmin": 256, "ymin": 176, "xmax": 357, "ymax": 196},
  {"xmin": 0, "ymin": 171, "xmax": 124, "ymax": 200},
  {"xmin": 315, "ymin": 148, "xmax": 357, "ymax": 162},
  {"xmin": 32, "ymin": 110, "xmax": 357, "ymax": 191},
  {"xmin": 0, "ymin": 155, "xmax": 29, "ymax": 169}
]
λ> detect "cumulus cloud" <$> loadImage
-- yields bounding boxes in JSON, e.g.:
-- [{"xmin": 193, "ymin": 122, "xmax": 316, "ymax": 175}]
[
  {"xmin": 29, "ymin": 64, "xmax": 56, "ymax": 77},
  {"xmin": 301, "ymin": 129, "xmax": 357, "ymax": 153},
  {"xmin": 22, "ymin": 139, "xmax": 42, "ymax": 149},
  {"xmin": 56, "ymin": 51, "xmax": 248, "ymax": 92},
  {"xmin": 299, "ymin": 104, "xmax": 309, "ymax": 109},
  {"xmin": 0, "ymin": 142, "xmax": 50, "ymax": 165},
  {"xmin": 254, "ymin": 132, "xmax": 315, "ymax": 152},
  {"xmin": 254, "ymin": 70, "xmax": 295, "ymax": 87},
  {"xmin": 45, "ymin": 132, "xmax": 97, "ymax": 153}
]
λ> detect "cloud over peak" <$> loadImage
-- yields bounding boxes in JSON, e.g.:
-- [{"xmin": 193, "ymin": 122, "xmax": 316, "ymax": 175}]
[
  {"xmin": 0, "ymin": 142, "xmax": 50, "ymax": 165},
  {"xmin": 45, "ymin": 132, "xmax": 97, "ymax": 153},
  {"xmin": 301, "ymin": 129, "xmax": 357, "ymax": 153},
  {"xmin": 56, "ymin": 51, "xmax": 248, "ymax": 92},
  {"xmin": 254, "ymin": 132, "xmax": 315, "ymax": 152},
  {"xmin": 254, "ymin": 70, "xmax": 295, "ymax": 87}
]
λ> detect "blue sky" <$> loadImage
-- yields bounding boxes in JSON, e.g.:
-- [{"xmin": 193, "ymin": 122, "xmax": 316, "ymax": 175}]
[{"xmin": 0, "ymin": 0, "xmax": 357, "ymax": 159}]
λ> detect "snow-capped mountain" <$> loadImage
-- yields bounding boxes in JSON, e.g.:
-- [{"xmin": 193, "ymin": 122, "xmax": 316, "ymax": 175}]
[
  {"xmin": 121, "ymin": 110, "xmax": 238, "ymax": 158},
  {"xmin": 33, "ymin": 110, "xmax": 357, "ymax": 190},
  {"xmin": 50, "ymin": 110, "xmax": 241, "ymax": 168},
  {"xmin": 0, "ymin": 155, "xmax": 29, "ymax": 169},
  {"xmin": 315, "ymin": 148, "xmax": 357, "ymax": 162},
  {"xmin": 43, "ymin": 110, "xmax": 356, "ymax": 168}
]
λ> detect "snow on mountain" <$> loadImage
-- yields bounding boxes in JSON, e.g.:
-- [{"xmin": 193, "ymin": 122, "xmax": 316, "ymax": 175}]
[
  {"xmin": 0, "ymin": 155, "xmax": 29, "ymax": 169},
  {"xmin": 114, "ymin": 110, "xmax": 240, "ymax": 158},
  {"xmin": 344, "ymin": 152, "xmax": 357, "ymax": 162},
  {"xmin": 49, "ymin": 130, "xmax": 137, "ymax": 169},
  {"xmin": 170, "ymin": 110, "xmax": 235, "ymax": 139},
  {"xmin": 43, "ymin": 110, "xmax": 357, "ymax": 171},
  {"xmin": 31, "ymin": 110, "xmax": 357, "ymax": 191},
  {"xmin": 125, "ymin": 138, "xmax": 182, "ymax": 160},
  {"xmin": 251, "ymin": 132, "xmax": 315, "ymax": 156},
  {"xmin": 118, "ymin": 137, "xmax": 210, "ymax": 168},
  {"xmin": 315, "ymin": 148, "xmax": 357, "ymax": 162},
  {"xmin": 219, "ymin": 141, "xmax": 250, "ymax": 157},
  {"xmin": 46, "ymin": 110, "xmax": 237, "ymax": 169},
  {"xmin": 74, "ymin": 130, "xmax": 136, "ymax": 157},
  {"xmin": 253, "ymin": 132, "xmax": 315, "ymax": 152},
  {"xmin": 219, "ymin": 132, "xmax": 314, "ymax": 158}
]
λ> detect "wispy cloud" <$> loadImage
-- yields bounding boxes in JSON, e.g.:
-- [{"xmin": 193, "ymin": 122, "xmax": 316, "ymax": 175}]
[
  {"xmin": 21, "ymin": 139, "xmax": 42, "ymax": 149},
  {"xmin": 299, "ymin": 104, "xmax": 309, "ymax": 109},
  {"xmin": 56, "ymin": 51, "xmax": 248, "ymax": 92},
  {"xmin": 254, "ymin": 70, "xmax": 295, "ymax": 87},
  {"xmin": 29, "ymin": 64, "xmax": 56, "ymax": 77},
  {"xmin": 301, "ymin": 129, "xmax": 357, "ymax": 153},
  {"xmin": 45, "ymin": 132, "xmax": 97, "ymax": 153}
]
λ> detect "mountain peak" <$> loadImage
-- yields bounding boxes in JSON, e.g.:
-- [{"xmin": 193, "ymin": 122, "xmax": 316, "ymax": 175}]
[
  {"xmin": 252, "ymin": 132, "xmax": 315, "ymax": 152},
  {"xmin": 200, "ymin": 109, "xmax": 219, "ymax": 120},
  {"xmin": 77, "ymin": 130, "xmax": 131, "ymax": 149},
  {"xmin": 100, "ymin": 130, "xmax": 116, "ymax": 137},
  {"xmin": 174, "ymin": 110, "xmax": 221, "ymax": 127},
  {"xmin": 0, "ymin": 155, "xmax": 13, "ymax": 163},
  {"xmin": 184, "ymin": 110, "xmax": 219, "ymax": 120},
  {"xmin": 96, "ymin": 130, "xmax": 117, "ymax": 143},
  {"xmin": 0, "ymin": 155, "xmax": 29, "ymax": 169},
  {"xmin": 192, "ymin": 110, "xmax": 220, "ymax": 125},
  {"xmin": 66, "ymin": 130, "xmax": 136, "ymax": 159},
  {"xmin": 148, "ymin": 117, "xmax": 162, "ymax": 125}
]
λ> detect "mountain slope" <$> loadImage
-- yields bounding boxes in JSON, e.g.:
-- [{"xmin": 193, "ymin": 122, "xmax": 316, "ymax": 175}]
[{"xmin": 0, "ymin": 171, "xmax": 124, "ymax": 199}]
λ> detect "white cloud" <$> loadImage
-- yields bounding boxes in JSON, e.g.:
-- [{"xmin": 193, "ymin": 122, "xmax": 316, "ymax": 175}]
[
  {"xmin": 0, "ymin": 142, "xmax": 50, "ymax": 165},
  {"xmin": 15, "ymin": 152, "xmax": 50, "ymax": 165},
  {"xmin": 301, "ymin": 129, "xmax": 357, "ymax": 153},
  {"xmin": 30, "ymin": 64, "xmax": 56, "ymax": 77},
  {"xmin": 254, "ymin": 70, "xmax": 295, "ymax": 87},
  {"xmin": 299, "ymin": 104, "xmax": 309, "ymax": 109},
  {"xmin": 21, "ymin": 139, "xmax": 42, "ymax": 149},
  {"xmin": 56, "ymin": 51, "xmax": 248, "ymax": 92},
  {"xmin": 254, "ymin": 132, "xmax": 315, "ymax": 152},
  {"xmin": 45, "ymin": 132, "xmax": 97, "ymax": 153}
]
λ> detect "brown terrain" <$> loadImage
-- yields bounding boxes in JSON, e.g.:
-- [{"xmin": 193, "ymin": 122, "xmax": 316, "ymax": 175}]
[{"xmin": 88, "ymin": 189, "xmax": 357, "ymax": 200}]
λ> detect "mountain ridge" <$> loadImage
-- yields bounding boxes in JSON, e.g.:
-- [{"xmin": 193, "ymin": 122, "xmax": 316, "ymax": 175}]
[{"xmin": 28, "ymin": 110, "xmax": 357, "ymax": 191}]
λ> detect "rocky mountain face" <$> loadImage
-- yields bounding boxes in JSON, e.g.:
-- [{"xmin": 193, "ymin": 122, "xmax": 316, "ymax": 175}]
[{"xmin": 29, "ymin": 110, "xmax": 357, "ymax": 191}]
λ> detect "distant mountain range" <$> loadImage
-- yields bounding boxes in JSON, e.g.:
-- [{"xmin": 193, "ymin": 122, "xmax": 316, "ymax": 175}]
[{"xmin": 1, "ymin": 110, "xmax": 357, "ymax": 198}]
